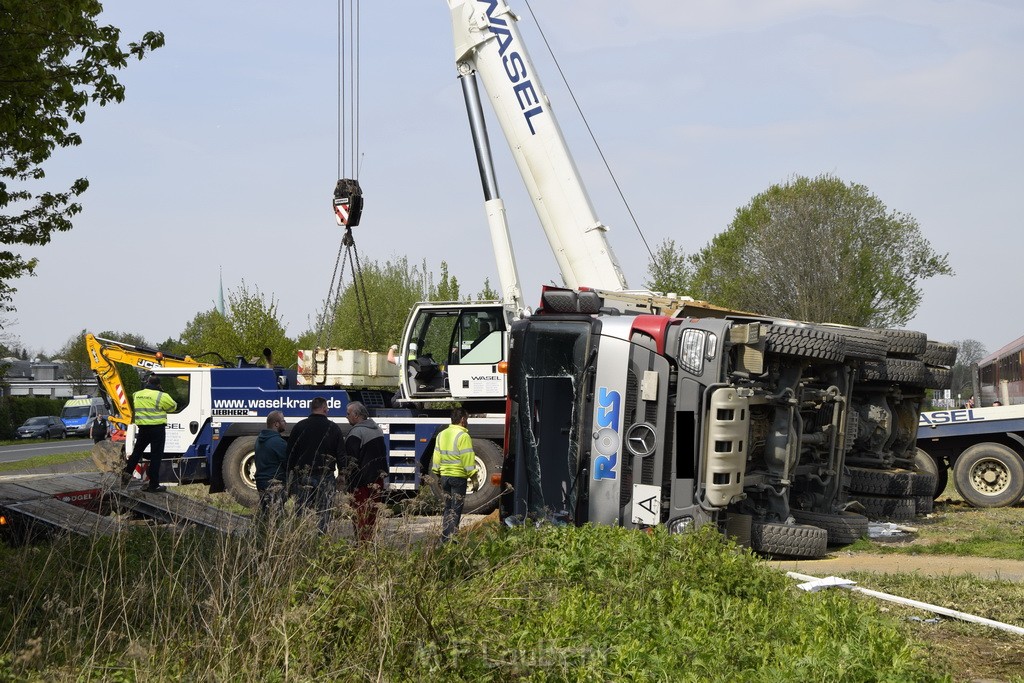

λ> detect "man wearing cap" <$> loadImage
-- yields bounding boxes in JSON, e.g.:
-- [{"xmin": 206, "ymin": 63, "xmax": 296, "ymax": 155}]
[{"xmin": 122, "ymin": 374, "xmax": 178, "ymax": 493}]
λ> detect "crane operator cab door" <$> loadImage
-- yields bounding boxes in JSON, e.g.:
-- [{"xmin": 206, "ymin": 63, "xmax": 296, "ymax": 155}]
[{"xmin": 401, "ymin": 303, "xmax": 508, "ymax": 401}]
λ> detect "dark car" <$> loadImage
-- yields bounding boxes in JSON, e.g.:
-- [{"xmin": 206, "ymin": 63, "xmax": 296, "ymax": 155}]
[{"xmin": 16, "ymin": 416, "xmax": 66, "ymax": 439}]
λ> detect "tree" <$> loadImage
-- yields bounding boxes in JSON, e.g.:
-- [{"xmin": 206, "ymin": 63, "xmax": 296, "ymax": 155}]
[
  {"xmin": 56, "ymin": 329, "xmax": 90, "ymax": 394},
  {"xmin": 685, "ymin": 174, "xmax": 953, "ymax": 327},
  {"xmin": 303, "ymin": 256, "xmax": 431, "ymax": 352},
  {"xmin": 950, "ymin": 338, "xmax": 987, "ymax": 400},
  {"xmin": 644, "ymin": 238, "xmax": 694, "ymax": 295},
  {"xmin": 180, "ymin": 281, "xmax": 295, "ymax": 366},
  {"xmin": 477, "ymin": 278, "xmax": 499, "ymax": 301},
  {"xmin": 0, "ymin": 3, "xmax": 163, "ymax": 315}
]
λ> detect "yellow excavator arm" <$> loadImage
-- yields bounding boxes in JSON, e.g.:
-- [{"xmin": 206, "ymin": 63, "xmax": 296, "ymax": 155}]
[{"xmin": 85, "ymin": 333, "xmax": 220, "ymax": 435}]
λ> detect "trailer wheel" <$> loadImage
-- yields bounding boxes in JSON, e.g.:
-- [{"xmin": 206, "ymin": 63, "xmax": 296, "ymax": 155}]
[
  {"xmin": 223, "ymin": 436, "xmax": 260, "ymax": 508},
  {"xmin": 952, "ymin": 443, "xmax": 1024, "ymax": 508},
  {"xmin": 763, "ymin": 324, "xmax": 845, "ymax": 363},
  {"xmin": 462, "ymin": 439, "xmax": 503, "ymax": 514},
  {"xmin": 789, "ymin": 510, "xmax": 868, "ymax": 546},
  {"xmin": 914, "ymin": 448, "xmax": 946, "ymax": 499},
  {"xmin": 750, "ymin": 521, "xmax": 827, "ymax": 558}
]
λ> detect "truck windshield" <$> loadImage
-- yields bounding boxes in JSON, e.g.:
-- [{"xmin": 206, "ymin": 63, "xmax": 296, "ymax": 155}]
[
  {"xmin": 507, "ymin": 319, "xmax": 593, "ymax": 522},
  {"xmin": 61, "ymin": 405, "xmax": 90, "ymax": 420}
]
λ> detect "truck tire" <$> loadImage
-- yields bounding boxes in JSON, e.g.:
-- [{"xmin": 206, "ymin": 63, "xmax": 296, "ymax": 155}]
[
  {"xmin": 849, "ymin": 494, "xmax": 916, "ymax": 521},
  {"xmin": 750, "ymin": 521, "xmax": 828, "ymax": 558},
  {"xmin": 763, "ymin": 324, "xmax": 844, "ymax": 363},
  {"xmin": 790, "ymin": 510, "xmax": 868, "ymax": 546},
  {"xmin": 860, "ymin": 358, "xmax": 925, "ymax": 386},
  {"xmin": 91, "ymin": 440, "xmax": 126, "ymax": 473},
  {"xmin": 818, "ymin": 325, "xmax": 887, "ymax": 361},
  {"xmin": 877, "ymin": 329, "xmax": 928, "ymax": 358},
  {"xmin": 462, "ymin": 439, "xmax": 504, "ymax": 514},
  {"xmin": 920, "ymin": 341, "xmax": 958, "ymax": 367},
  {"xmin": 848, "ymin": 467, "xmax": 915, "ymax": 496},
  {"xmin": 223, "ymin": 436, "xmax": 260, "ymax": 508},
  {"xmin": 922, "ymin": 366, "xmax": 952, "ymax": 390},
  {"xmin": 914, "ymin": 496, "xmax": 934, "ymax": 515},
  {"xmin": 952, "ymin": 443, "xmax": 1024, "ymax": 508},
  {"xmin": 914, "ymin": 448, "xmax": 947, "ymax": 499}
]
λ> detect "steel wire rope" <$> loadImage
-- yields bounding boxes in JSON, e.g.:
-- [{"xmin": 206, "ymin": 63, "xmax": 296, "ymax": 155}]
[
  {"xmin": 321, "ymin": 0, "xmax": 375, "ymax": 349},
  {"xmin": 521, "ymin": 0, "xmax": 654, "ymax": 262}
]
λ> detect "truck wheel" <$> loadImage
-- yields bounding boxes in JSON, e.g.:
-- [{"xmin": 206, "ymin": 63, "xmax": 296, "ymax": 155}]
[
  {"xmin": 848, "ymin": 467, "xmax": 915, "ymax": 496},
  {"xmin": 462, "ymin": 439, "xmax": 503, "ymax": 514},
  {"xmin": 763, "ymin": 324, "xmax": 844, "ymax": 363},
  {"xmin": 920, "ymin": 341, "xmax": 958, "ymax": 367},
  {"xmin": 790, "ymin": 510, "xmax": 868, "ymax": 546},
  {"xmin": 817, "ymin": 324, "xmax": 887, "ymax": 361},
  {"xmin": 877, "ymin": 329, "xmax": 928, "ymax": 358},
  {"xmin": 750, "ymin": 521, "xmax": 828, "ymax": 558},
  {"xmin": 860, "ymin": 358, "xmax": 925, "ymax": 386},
  {"xmin": 922, "ymin": 366, "xmax": 952, "ymax": 390},
  {"xmin": 223, "ymin": 436, "xmax": 260, "ymax": 508},
  {"xmin": 91, "ymin": 440, "xmax": 126, "ymax": 473},
  {"xmin": 952, "ymin": 443, "xmax": 1024, "ymax": 508},
  {"xmin": 914, "ymin": 448, "xmax": 946, "ymax": 499},
  {"xmin": 849, "ymin": 494, "xmax": 916, "ymax": 521}
]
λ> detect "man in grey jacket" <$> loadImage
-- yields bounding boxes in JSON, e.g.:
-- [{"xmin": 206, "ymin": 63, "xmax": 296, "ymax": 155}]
[{"xmin": 343, "ymin": 401, "xmax": 388, "ymax": 541}]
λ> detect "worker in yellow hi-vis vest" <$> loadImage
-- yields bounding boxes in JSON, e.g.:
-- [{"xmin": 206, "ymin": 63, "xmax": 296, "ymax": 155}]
[
  {"xmin": 431, "ymin": 407, "xmax": 476, "ymax": 543},
  {"xmin": 122, "ymin": 374, "xmax": 178, "ymax": 493}
]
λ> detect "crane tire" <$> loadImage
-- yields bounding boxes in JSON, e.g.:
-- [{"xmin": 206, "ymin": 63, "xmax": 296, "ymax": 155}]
[
  {"xmin": 462, "ymin": 439, "xmax": 503, "ymax": 514},
  {"xmin": 952, "ymin": 443, "xmax": 1024, "ymax": 508},
  {"xmin": 878, "ymin": 328, "xmax": 928, "ymax": 358},
  {"xmin": 817, "ymin": 324, "xmax": 887, "ymax": 361},
  {"xmin": 223, "ymin": 436, "xmax": 260, "ymax": 508},
  {"xmin": 848, "ymin": 466, "xmax": 915, "ymax": 496}
]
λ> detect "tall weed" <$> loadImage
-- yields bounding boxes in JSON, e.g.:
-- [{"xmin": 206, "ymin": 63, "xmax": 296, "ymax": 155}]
[{"xmin": 1, "ymin": 520, "xmax": 947, "ymax": 682}]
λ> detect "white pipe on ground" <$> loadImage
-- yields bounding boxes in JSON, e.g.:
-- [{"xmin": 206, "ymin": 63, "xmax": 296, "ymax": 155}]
[{"xmin": 786, "ymin": 571, "xmax": 1024, "ymax": 637}]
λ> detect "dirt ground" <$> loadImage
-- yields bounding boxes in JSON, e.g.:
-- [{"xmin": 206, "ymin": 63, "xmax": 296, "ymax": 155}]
[{"xmin": 771, "ymin": 552, "xmax": 1024, "ymax": 582}]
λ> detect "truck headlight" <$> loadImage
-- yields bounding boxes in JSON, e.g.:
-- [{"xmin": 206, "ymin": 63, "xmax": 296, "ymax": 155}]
[
  {"xmin": 679, "ymin": 329, "xmax": 708, "ymax": 375},
  {"xmin": 667, "ymin": 516, "xmax": 695, "ymax": 534}
]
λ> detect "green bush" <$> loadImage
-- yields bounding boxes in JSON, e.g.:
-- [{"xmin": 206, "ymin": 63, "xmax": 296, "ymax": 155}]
[
  {"xmin": 0, "ymin": 396, "xmax": 66, "ymax": 438},
  {"xmin": 0, "ymin": 522, "xmax": 948, "ymax": 681}
]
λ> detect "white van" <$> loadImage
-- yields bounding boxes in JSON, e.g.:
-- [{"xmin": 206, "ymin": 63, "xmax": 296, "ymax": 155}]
[{"xmin": 60, "ymin": 396, "xmax": 108, "ymax": 437}]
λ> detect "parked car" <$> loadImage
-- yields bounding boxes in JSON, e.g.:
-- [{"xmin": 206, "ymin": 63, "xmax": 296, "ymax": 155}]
[{"xmin": 17, "ymin": 416, "xmax": 67, "ymax": 439}]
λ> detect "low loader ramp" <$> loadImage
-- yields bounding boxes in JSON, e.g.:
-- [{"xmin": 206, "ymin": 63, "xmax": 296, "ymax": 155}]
[{"xmin": 0, "ymin": 472, "xmax": 249, "ymax": 541}]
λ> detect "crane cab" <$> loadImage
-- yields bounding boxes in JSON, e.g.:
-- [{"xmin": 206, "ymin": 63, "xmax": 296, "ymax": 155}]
[{"xmin": 398, "ymin": 301, "xmax": 511, "ymax": 407}]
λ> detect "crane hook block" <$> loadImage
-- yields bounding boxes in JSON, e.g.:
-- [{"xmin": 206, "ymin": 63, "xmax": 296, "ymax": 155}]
[{"xmin": 333, "ymin": 178, "xmax": 364, "ymax": 228}]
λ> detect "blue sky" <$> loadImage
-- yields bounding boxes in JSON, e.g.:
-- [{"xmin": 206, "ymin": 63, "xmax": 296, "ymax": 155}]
[{"xmin": 10, "ymin": 0, "xmax": 1023, "ymax": 358}]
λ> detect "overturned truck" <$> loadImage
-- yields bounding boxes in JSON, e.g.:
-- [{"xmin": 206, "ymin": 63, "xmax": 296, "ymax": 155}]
[{"xmin": 500, "ymin": 288, "xmax": 952, "ymax": 558}]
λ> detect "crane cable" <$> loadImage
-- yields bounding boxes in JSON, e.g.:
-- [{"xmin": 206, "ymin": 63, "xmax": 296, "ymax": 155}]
[
  {"xmin": 521, "ymin": 0, "xmax": 655, "ymax": 263},
  {"xmin": 318, "ymin": 0, "xmax": 378, "ymax": 350}
]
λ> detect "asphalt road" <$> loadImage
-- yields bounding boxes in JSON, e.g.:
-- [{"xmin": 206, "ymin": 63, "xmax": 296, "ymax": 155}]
[{"xmin": 0, "ymin": 438, "xmax": 93, "ymax": 464}]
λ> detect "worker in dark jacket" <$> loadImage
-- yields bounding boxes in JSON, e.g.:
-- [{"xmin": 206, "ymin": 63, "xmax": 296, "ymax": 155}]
[
  {"xmin": 286, "ymin": 397, "xmax": 344, "ymax": 532},
  {"xmin": 343, "ymin": 401, "xmax": 388, "ymax": 542},
  {"xmin": 254, "ymin": 410, "xmax": 288, "ymax": 520}
]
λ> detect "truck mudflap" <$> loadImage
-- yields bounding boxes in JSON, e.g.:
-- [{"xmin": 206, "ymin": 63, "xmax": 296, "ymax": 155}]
[{"xmin": 702, "ymin": 387, "xmax": 749, "ymax": 507}]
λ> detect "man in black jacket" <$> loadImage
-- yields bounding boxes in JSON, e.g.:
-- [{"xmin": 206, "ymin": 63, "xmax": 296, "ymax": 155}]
[
  {"xmin": 343, "ymin": 401, "xmax": 388, "ymax": 541},
  {"xmin": 286, "ymin": 397, "xmax": 344, "ymax": 532}
]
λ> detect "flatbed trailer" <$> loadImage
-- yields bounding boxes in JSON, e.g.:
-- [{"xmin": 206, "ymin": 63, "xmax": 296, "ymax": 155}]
[
  {"xmin": 0, "ymin": 472, "xmax": 249, "ymax": 543},
  {"xmin": 917, "ymin": 405, "xmax": 1024, "ymax": 507}
]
